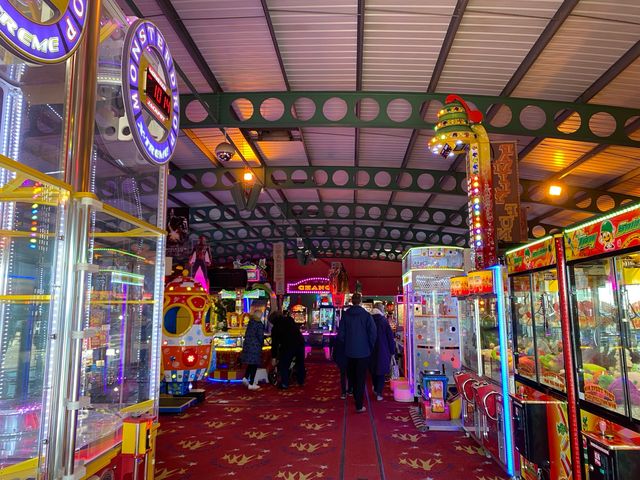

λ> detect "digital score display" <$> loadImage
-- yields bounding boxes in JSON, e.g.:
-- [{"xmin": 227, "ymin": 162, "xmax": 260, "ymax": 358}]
[{"xmin": 144, "ymin": 66, "xmax": 171, "ymax": 122}]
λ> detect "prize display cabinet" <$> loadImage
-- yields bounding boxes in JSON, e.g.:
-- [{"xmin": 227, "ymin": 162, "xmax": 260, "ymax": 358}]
[
  {"xmin": 506, "ymin": 237, "xmax": 577, "ymax": 480},
  {"xmin": 451, "ymin": 267, "xmax": 516, "ymax": 478},
  {"xmin": 563, "ymin": 204, "xmax": 640, "ymax": 479},
  {"xmin": 0, "ymin": 1, "xmax": 177, "ymax": 478}
]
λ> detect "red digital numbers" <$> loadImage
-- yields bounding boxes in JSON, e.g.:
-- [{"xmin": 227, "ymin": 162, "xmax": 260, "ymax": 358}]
[{"xmin": 146, "ymin": 69, "xmax": 171, "ymax": 120}]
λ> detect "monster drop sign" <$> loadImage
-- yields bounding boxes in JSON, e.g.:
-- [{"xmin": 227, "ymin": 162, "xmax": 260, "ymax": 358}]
[
  {"xmin": 0, "ymin": 0, "xmax": 88, "ymax": 63},
  {"xmin": 122, "ymin": 18, "xmax": 179, "ymax": 165}
]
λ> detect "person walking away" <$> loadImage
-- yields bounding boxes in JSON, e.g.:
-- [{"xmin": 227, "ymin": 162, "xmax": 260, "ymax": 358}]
[
  {"xmin": 272, "ymin": 313, "xmax": 306, "ymax": 388},
  {"xmin": 370, "ymin": 302, "xmax": 396, "ymax": 401},
  {"xmin": 338, "ymin": 293, "xmax": 376, "ymax": 412},
  {"xmin": 330, "ymin": 325, "xmax": 349, "ymax": 398},
  {"xmin": 241, "ymin": 309, "xmax": 265, "ymax": 390}
]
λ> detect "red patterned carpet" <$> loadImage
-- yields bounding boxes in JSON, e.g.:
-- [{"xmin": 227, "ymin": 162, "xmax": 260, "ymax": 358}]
[{"xmin": 155, "ymin": 355, "xmax": 509, "ymax": 480}]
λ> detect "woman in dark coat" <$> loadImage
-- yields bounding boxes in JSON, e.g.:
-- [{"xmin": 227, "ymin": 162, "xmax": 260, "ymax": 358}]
[
  {"xmin": 241, "ymin": 310, "xmax": 265, "ymax": 390},
  {"xmin": 370, "ymin": 304, "xmax": 396, "ymax": 400}
]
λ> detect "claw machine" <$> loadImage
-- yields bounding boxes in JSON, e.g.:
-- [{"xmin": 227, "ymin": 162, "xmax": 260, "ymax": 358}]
[
  {"xmin": 0, "ymin": 1, "xmax": 178, "ymax": 478},
  {"xmin": 402, "ymin": 246, "xmax": 464, "ymax": 401},
  {"xmin": 506, "ymin": 236, "xmax": 578, "ymax": 480},
  {"xmin": 451, "ymin": 267, "xmax": 516, "ymax": 477},
  {"xmin": 563, "ymin": 204, "xmax": 640, "ymax": 479}
]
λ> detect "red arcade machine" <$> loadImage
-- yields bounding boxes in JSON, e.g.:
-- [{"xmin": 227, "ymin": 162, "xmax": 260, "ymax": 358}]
[
  {"xmin": 563, "ymin": 204, "xmax": 640, "ymax": 479},
  {"xmin": 507, "ymin": 236, "xmax": 578, "ymax": 480}
]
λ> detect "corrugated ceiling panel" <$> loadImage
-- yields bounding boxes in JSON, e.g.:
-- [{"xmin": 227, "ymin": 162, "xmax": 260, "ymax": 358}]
[
  {"xmin": 589, "ymin": 57, "xmax": 640, "ymax": 109},
  {"xmin": 438, "ymin": 0, "xmax": 564, "ymax": 96},
  {"xmin": 281, "ymin": 190, "xmax": 320, "ymax": 202},
  {"xmin": 514, "ymin": 1, "xmax": 640, "ymax": 101},
  {"xmin": 255, "ymin": 141, "xmax": 309, "ymax": 166},
  {"xmin": 427, "ymin": 194, "xmax": 467, "ymax": 210},
  {"xmin": 563, "ymin": 146, "xmax": 640, "ymax": 188},
  {"xmin": 358, "ymin": 128, "xmax": 413, "ymax": 168},
  {"xmin": 302, "ymin": 128, "xmax": 356, "ymax": 165},
  {"xmin": 267, "ymin": 0, "xmax": 357, "ymax": 90},
  {"xmin": 317, "ymin": 189, "xmax": 354, "ymax": 203},
  {"xmin": 172, "ymin": 133, "xmax": 214, "ymax": 169},
  {"xmin": 610, "ymin": 176, "xmax": 640, "ymax": 197},
  {"xmin": 362, "ymin": 0, "xmax": 457, "ymax": 91},
  {"xmin": 178, "ymin": 0, "xmax": 286, "ymax": 92},
  {"xmin": 542, "ymin": 210, "xmax": 595, "ymax": 227},
  {"xmin": 519, "ymin": 139, "xmax": 598, "ymax": 180},
  {"xmin": 357, "ymin": 190, "xmax": 392, "ymax": 204},
  {"xmin": 393, "ymin": 191, "xmax": 430, "ymax": 206}
]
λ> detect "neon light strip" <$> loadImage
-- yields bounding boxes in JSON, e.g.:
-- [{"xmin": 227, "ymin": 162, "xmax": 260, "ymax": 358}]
[
  {"xmin": 505, "ymin": 235, "xmax": 553, "ymax": 256},
  {"xmin": 94, "ymin": 247, "xmax": 145, "ymax": 260},
  {"xmin": 401, "ymin": 245, "xmax": 465, "ymax": 260},
  {"xmin": 564, "ymin": 202, "xmax": 640, "ymax": 233},
  {"xmin": 490, "ymin": 265, "xmax": 515, "ymax": 476}
]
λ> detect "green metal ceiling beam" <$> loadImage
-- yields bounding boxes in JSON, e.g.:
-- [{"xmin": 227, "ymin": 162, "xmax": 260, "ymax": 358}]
[
  {"xmin": 180, "ymin": 91, "xmax": 640, "ymax": 147},
  {"xmin": 170, "ymin": 166, "xmax": 466, "ymax": 195},
  {"xmin": 210, "ymin": 239, "xmax": 432, "ymax": 263},
  {"xmin": 170, "ymin": 166, "xmax": 640, "ymax": 215},
  {"xmin": 190, "ymin": 202, "xmax": 467, "ymax": 229},
  {"xmin": 194, "ymin": 222, "xmax": 467, "ymax": 248}
]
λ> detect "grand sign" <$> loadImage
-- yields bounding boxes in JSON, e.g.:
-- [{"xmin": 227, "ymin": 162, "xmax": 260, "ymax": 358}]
[
  {"xmin": 286, "ymin": 277, "xmax": 330, "ymax": 294},
  {"xmin": 122, "ymin": 19, "xmax": 179, "ymax": 165},
  {"xmin": 0, "ymin": 0, "xmax": 88, "ymax": 63}
]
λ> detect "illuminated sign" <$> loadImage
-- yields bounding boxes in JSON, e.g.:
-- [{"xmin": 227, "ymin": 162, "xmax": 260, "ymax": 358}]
[
  {"xmin": 0, "ymin": 1, "xmax": 87, "ymax": 64},
  {"xmin": 450, "ymin": 276, "xmax": 469, "ymax": 297},
  {"xmin": 123, "ymin": 19, "xmax": 179, "ymax": 165},
  {"xmin": 467, "ymin": 270, "xmax": 493, "ymax": 295},
  {"xmin": 286, "ymin": 277, "xmax": 330, "ymax": 294}
]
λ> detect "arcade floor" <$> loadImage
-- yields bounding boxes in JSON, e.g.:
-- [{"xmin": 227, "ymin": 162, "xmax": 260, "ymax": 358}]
[{"xmin": 155, "ymin": 353, "xmax": 508, "ymax": 480}]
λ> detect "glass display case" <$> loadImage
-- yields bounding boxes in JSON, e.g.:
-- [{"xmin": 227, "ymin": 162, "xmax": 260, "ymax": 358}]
[
  {"xmin": 479, "ymin": 296, "xmax": 502, "ymax": 385},
  {"xmin": 531, "ymin": 269, "xmax": 564, "ymax": 391},
  {"xmin": 0, "ymin": 161, "xmax": 69, "ymax": 469},
  {"xmin": 511, "ymin": 269, "xmax": 564, "ymax": 391},
  {"xmin": 402, "ymin": 247, "xmax": 464, "ymax": 395},
  {"xmin": 458, "ymin": 297, "xmax": 480, "ymax": 373},
  {"xmin": 617, "ymin": 252, "xmax": 640, "ymax": 422},
  {"xmin": 572, "ymin": 258, "xmax": 629, "ymax": 417},
  {"xmin": 0, "ymin": 1, "xmax": 174, "ymax": 477},
  {"xmin": 512, "ymin": 275, "xmax": 535, "ymax": 382}
]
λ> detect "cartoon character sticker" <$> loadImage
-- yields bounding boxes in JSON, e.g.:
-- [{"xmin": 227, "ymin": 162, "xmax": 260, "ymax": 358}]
[
  {"xmin": 599, "ymin": 220, "xmax": 616, "ymax": 251},
  {"xmin": 523, "ymin": 248, "xmax": 532, "ymax": 269}
]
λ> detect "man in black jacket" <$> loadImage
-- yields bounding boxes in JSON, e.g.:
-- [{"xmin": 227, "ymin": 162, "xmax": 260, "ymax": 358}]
[
  {"xmin": 271, "ymin": 311, "xmax": 306, "ymax": 388},
  {"xmin": 338, "ymin": 293, "xmax": 377, "ymax": 412}
]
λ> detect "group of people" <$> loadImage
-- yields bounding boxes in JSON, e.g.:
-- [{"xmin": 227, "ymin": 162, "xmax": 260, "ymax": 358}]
[
  {"xmin": 240, "ymin": 294, "xmax": 396, "ymax": 413},
  {"xmin": 240, "ymin": 308, "xmax": 306, "ymax": 390},
  {"xmin": 333, "ymin": 293, "xmax": 396, "ymax": 412}
]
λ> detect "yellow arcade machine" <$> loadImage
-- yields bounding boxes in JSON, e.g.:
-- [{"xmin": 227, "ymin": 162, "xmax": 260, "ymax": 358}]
[{"xmin": 0, "ymin": 1, "xmax": 179, "ymax": 478}]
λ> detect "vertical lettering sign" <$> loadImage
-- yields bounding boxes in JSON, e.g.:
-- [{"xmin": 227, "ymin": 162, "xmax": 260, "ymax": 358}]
[
  {"xmin": 0, "ymin": 0, "xmax": 88, "ymax": 64},
  {"xmin": 491, "ymin": 142, "xmax": 525, "ymax": 243},
  {"xmin": 272, "ymin": 242, "xmax": 285, "ymax": 295},
  {"xmin": 122, "ymin": 19, "xmax": 179, "ymax": 165}
]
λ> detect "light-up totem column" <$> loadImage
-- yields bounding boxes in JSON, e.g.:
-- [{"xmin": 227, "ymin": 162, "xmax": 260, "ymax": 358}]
[{"xmin": 429, "ymin": 95, "xmax": 497, "ymax": 270}]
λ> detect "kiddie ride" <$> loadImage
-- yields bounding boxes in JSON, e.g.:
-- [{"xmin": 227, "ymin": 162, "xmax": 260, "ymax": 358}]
[{"xmin": 160, "ymin": 274, "xmax": 215, "ymax": 411}]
